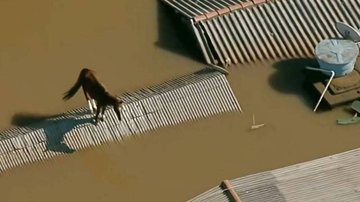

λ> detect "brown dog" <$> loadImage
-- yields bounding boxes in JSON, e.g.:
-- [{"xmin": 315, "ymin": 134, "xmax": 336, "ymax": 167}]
[{"xmin": 63, "ymin": 68, "xmax": 123, "ymax": 123}]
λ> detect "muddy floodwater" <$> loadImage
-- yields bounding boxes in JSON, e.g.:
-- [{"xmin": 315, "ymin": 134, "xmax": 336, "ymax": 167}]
[{"xmin": 1, "ymin": 1, "xmax": 360, "ymax": 202}]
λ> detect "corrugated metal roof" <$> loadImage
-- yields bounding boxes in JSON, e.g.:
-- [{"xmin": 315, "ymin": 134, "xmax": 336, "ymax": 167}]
[
  {"xmin": 162, "ymin": 0, "xmax": 360, "ymax": 66},
  {"xmin": 188, "ymin": 148, "xmax": 360, "ymax": 202},
  {"xmin": 161, "ymin": 0, "xmax": 255, "ymax": 19},
  {"xmin": 0, "ymin": 69, "xmax": 241, "ymax": 173}
]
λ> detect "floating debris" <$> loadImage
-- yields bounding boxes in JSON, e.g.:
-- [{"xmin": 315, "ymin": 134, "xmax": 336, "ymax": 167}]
[
  {"xmin": 337, "ymin": 100, "xmax": 360, "ymax": 125},
  {"xmin": 337, "ymin": 113, "xmax": 360, "ymax": 125},
  {"xmin": 251, "ymin": 114, "xmax": 265, "ymax": 130}
]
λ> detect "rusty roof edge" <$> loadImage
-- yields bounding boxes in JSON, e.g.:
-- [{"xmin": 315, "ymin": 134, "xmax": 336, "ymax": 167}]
[{"xmin": 193, "ymin": 0, "xmax": 273, "ymax": 23}]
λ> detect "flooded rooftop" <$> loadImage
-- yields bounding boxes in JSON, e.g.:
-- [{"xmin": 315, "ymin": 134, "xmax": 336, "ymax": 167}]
[{"xmin": 1, "ymin": 0, "xmax": 360, "ymax": 201}]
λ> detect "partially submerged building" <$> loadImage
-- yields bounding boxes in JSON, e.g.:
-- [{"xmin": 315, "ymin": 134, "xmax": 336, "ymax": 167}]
[
  {"xmin": 161, "ymin": 0, "xmax": 360, "ymax": 201},
  {"xmin": 161, "ymin": 0, "xmax": 360, "ymax": 66}
]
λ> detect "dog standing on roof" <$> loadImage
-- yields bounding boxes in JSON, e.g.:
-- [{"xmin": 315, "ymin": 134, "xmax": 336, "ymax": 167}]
[{"xmin": 63, "ymin": 68, "xmax": 123, "ymax": 124}]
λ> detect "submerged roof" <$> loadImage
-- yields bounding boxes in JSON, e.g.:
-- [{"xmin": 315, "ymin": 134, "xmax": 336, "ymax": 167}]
[
  {"xmin": 162, "ymin": 0, "xmax": 360, "ymax": 66},
  {"xmin": 0, "ymin": 69, "xmax": 241, "ymax": 173},
  {"xmin": 189, "ymin": 147, "xmax": 360, "ymax": 202}
]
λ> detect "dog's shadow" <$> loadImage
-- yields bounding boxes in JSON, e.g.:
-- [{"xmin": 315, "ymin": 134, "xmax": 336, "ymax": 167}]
[{"xmin": 11, "ymin": 112, "xmax": 94, "ymax": 153}]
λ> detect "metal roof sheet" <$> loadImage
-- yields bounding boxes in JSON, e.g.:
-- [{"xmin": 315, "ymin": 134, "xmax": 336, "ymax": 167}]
[
  {"xmin": 162, "ymin": 0, "xmax": 360, "ymax": 66},
  {"xmin": 0, "ymin": 69, "xmax": 241, "ymax": 172},
  {"xmin": 189, "ymin": 148, "xmax": 360, "ymax": 202}
]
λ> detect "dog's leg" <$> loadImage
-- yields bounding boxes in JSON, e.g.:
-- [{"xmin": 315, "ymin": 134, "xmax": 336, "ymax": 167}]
[
  {"xmin": 87, "ymin": 99, "xmax": 97, "ymax": 114},
  {"xmin": 94, "ymin": 104, "xmax": 101, "ymax": 124},
  {"xmin": 91, "ymin": 99, "xmax": 97, "ymax": 109},
  {"xmin": 83, "ymin": 88, "xmax": 95, "ymax": 114},
  {"xmin": 88, "ymin": 100, "xmax": 94, "ymax": 113},
  {"xmin": 100, "ymin": 105, "xmax": 106, "ymax": 121},
  {"xmin": 113, "ymin": 105, "xmax": 122, "ymax": 121}
]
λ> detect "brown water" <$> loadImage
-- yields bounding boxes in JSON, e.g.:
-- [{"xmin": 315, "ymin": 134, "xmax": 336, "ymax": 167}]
[
  {"xmin": 1, "ymin": 1, "xmax": 360, "ymax": 202},
  {"xmin": 0, "ymin": 0, "xmax": 202, "ymax": 129}
]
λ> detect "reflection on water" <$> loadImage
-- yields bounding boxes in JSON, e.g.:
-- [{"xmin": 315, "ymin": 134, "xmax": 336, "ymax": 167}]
[{"xmin": 1, "ymin": 1, "xmax": 360, "ymax": 202}]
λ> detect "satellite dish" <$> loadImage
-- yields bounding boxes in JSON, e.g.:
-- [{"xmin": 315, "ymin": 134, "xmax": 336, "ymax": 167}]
[{"xmin": 336, "ymin": 22, "xmax": 360, "ymax": 43}]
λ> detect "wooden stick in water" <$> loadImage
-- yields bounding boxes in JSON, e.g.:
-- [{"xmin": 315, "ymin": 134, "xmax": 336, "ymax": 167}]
[{"xmin": 251, "ymin": 114, "xmax": 265, "ymax": 130}]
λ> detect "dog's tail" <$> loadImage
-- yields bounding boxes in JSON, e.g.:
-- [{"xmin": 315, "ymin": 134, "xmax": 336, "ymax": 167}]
[{"xmin": 63, "ymin": 68, "xmax": 89, "ymax": 100}]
